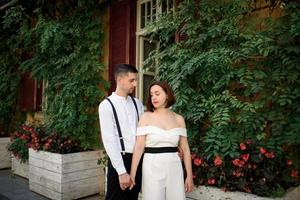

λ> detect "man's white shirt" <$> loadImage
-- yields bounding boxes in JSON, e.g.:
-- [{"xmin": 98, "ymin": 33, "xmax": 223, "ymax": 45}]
[{"xmin": 98, "ymin": 92, "xmax": 144, "ymax": 175}]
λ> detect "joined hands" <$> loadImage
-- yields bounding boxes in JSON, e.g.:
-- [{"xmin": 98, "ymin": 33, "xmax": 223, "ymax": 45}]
[{"xmin": 119, "ymin": 173, "xmax": 136, "ymax": 190}]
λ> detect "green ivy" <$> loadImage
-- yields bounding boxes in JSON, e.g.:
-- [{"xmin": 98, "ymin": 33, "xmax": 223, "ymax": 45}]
[
  {"xmin": 146, "ymin": 0, "xmax": 300, "ymax": 162},
  {"xmin": 1, "ymin": 1, "xmax": 109, "ymax": 149},
  {"xmin": 0, "ymin": 6, "xmax": 24, "ymax": 135}
]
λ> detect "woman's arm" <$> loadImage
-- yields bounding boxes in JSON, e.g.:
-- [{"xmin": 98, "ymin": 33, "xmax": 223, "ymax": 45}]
[
  {"xmin": 176, "ymin": 114, "xmax": 194, "ymax": 192},
  {"xmin": 130, "ymin": 135, "xmax": 145, "ymax": 187},
  {"xmin": 179, "ymin": 136, "xmax": 194, "ymax": 192},
  {"xmin": 129, "ymin": 113, "xmax": 149, "ymax": 189}
]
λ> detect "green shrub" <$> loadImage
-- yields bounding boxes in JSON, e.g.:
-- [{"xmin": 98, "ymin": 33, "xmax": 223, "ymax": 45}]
[
  {"xmin": 2, "ymin": 1, "xmax": 109, "ymax": 150},
  {"xmin": 146, "ymin": 0, "xmax": 300, "ymax": 196}
]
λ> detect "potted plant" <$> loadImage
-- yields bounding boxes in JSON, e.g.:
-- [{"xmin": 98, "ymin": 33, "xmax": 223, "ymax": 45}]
[
  {"xmin": 28, "ymin": 130, "xmax": 105, "ymax": 200},
  {"xmin": 0, "ymin": 129, "xmax": 11, "ymax": 169},
  {"xmin": 7, "ymin": 123, "xmax": 44, "ymax": 178},
  {"xmin": 0, "ymin": 113, "xmax": 26, "ymax": 170},
  {"xmin": 7, "ymin": 122, "xmax": 105, "ymax": 199}
]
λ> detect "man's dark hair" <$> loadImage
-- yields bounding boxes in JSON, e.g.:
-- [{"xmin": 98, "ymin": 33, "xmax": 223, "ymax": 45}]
[{"xmin": 114, "ymin": 64, "xmax": 138, "ymax": 80}]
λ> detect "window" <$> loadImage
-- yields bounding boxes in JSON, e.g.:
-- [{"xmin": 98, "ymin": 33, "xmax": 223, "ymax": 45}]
[
  {"xmin": 138, "ymin": 0, "xmax": 174, "ymax": 32},
  {"xmin": 136, "ymin": 0, "xmax": 174, "ymax": 104},
  {"xmin": 137, "ymin": 37, "xmax": 158, "ymax": 104},
  {"xmin": 19, "ymin": 72, "xmax": 43, "ymax": 112}
]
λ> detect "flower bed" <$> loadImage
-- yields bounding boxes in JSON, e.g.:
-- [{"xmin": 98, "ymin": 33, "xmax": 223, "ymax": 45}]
[
  {"xmin": 7, "ymin": 124, "xmax": 84, "ymax": 163},
  {"xmin": 191, "ymin": 140, "xmax": 299, "ymax": 197}
]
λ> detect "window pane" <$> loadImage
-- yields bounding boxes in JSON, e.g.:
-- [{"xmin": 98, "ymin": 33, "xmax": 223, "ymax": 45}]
[
  {"xmin": 162, "ymin": 0, "xmax": 167, "ymax": 13},
  {"xmin": 143, "ymin": 74, "xmax": 154, "ymax": 105},
  {"xmin": 152, "ymin": 0, "xmax": 156, "ymax": 21},
  {"xmin": 146, "ymin": 2, "xmax": 151, "ymax": 25},
  {"xmin": 162, "ymin": 0, "xmax": 174, "ymax": 13},
  {"xmin": 141, "ymin": 3, "xmax": 146, "ymax": 29},
  {"xmin": 169, "ymin": 0, "xmax": 174, "ymax": 11},
  {"xmin": 143, "ymin": 39, "xmax": 156, "ymax": 73}
]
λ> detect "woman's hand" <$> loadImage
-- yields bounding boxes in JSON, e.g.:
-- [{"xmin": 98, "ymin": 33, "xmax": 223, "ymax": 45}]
[
  {"xmin": 129, "ymin": 175, "xmax": 136, "ymax": 190},
  {"xmin": 119, "ymin": 173, "xmax": 131, "ymax": 190},
  {"xmin": 185, "ymin": 176, "xmax": 194, "ymax": 193}
]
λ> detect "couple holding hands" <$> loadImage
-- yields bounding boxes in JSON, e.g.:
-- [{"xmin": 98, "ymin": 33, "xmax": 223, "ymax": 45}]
[{"xmin": 99, "ymin": 64, "xmax": 193, "ymax": 200}]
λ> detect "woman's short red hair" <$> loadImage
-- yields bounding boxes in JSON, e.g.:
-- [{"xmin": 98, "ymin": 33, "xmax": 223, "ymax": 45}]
[{"xmin": 146, "ymin": 81, "xmax": 176, "ymax": 112}]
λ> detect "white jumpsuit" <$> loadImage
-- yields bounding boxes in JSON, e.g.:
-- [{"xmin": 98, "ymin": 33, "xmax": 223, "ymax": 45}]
[{"xmin": 136, "ymin": 125, "xmax": 187, "ymax": 200}]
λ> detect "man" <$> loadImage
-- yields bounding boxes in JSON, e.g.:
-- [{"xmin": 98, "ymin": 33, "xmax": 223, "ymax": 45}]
[{"xmin": 98, "ymin": 64, "xmax": 144, "ymax": 200}]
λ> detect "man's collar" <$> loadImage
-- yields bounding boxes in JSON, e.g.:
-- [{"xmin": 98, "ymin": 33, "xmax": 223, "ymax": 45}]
[{"xmin": 112, "ymin": 92, "xmax": 128, "ymax": 101}]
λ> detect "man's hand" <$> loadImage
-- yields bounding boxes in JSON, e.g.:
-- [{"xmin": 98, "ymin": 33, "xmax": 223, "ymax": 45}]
[
  {"xmin": 178, "ymin": 146, "xmax": 184, "ymax": 160},
  {"xmin": 119, "ymin": 173, "xmax": 132, "ymax": 190}
]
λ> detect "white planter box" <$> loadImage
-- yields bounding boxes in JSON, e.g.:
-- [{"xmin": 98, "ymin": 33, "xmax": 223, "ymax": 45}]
[
  {"xmin": 186, "ymin": 185, "xmax": 300, "ymax": 200},
  {"xmin": 0, "ymin": 137, "xmax": 11, "ymax": 169},
  {"xmin": 29, "ymin": 148, "xmax": 105, "ymax": 200},
  {"xmin": 11, "ymin": 156, "xmax": 29, "ymax": 178}
]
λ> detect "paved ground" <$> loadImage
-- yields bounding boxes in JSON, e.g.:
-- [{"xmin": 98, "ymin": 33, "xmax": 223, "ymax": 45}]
[{"xmin": 0, "ymin": 169, "xmax": 194, "ymax": 200}]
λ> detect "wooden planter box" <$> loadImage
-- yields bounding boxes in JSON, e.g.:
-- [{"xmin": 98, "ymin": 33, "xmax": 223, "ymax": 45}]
[
  {"xmin": 11, "ymin": 156, "xmax": 29, "ymax": 179},
  {"xmin": 187, "ymin": 185, "xmax": 300, "ymax": 200},
  {"xmin": 0, "ymin": 137, "xmax": 11, "ymax": 169},
  {"xmin": 29, "ymin": 148, "xmax": 105, "ymax": 200}
]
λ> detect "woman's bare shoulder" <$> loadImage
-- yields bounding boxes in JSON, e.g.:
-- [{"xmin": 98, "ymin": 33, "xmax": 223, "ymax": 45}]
[
  {"xmin": 138, "ymin": 111, "xmax": 154, "ymax": 126},
  {"xmin": 172, "ymin": 112, "xmax": 186, "ymax": 128},
  {"xmin": 140, "ymin": 111, "xmax": 154, "ymax": 118}
]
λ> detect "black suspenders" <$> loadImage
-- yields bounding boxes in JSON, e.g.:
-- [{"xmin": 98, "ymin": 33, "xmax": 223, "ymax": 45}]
[
  {"xmin": 106, "ymin": 96, "xmax": 139, "ymax": 155},
  {"xmin": 130, "ymin": 95, "xmax": 139, "ymax": 121}
]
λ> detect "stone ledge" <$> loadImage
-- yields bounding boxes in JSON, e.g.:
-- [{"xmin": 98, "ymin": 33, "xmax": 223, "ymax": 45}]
[
  {"xmin": 186, "ymin": 185, "xmax": 300, "ymax": 200},
  {"xmin": 0, "ymin": 137, "xmax": 11, "ymax": 169}
]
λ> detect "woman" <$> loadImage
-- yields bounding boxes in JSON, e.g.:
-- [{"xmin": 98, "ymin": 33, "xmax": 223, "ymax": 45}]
[{"xmin": 130, "ymin": 81, "xmax": 194, "ymax": 200}]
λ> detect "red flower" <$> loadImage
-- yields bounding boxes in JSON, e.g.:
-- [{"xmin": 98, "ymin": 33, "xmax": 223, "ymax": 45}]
[
  {"xmin": 208, "ymin": 178, "xmax": 216, "ymax": 185},
  {"xmin": 287, "ymin": 160, "xmax": 293, "ymax": 166},
  {"xmin": 291, "ymin": 170, "xmax": 298, "ymax": 178},
  {"xmin": 241, "ymin": 153, "xmax": 250, "ymax": 162},
  {"xmin": 193, "ymin": 157, "xmax": 202, "ymax": 166},
  {"xmin": 232, "ymin": 159, "xmax": 245, "ymax": 167},
  {"xmin": 232, "ymin": 159, "xmax": 239, "ymax": 166},
  {"xmin": 244, "ymin": 187, "xmax": 252, "ymax": 193},
  {"xmin": 214, "ymin": 155, "xmax": 223, "ymax": 166},
  {"xmin": 239, "ymin": 143, "xmax": 246, "ymax": 150},
  {"xmin": 44, "ymin": 143, "xmax": 50, "ymax": 150},
  {"xmin": 233, "ymin": 170, "xmax": 244, "ymax": 177},
  {"xmin": 259, "ymin": 147, "xmax": 267, "ymax": 154},
  {"xmin": 265, "ymin": 152, "xmax": 275, "ymax": 159}
]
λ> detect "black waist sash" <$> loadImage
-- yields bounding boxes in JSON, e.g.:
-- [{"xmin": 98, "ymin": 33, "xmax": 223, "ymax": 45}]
[{"xmin": 144, "ymin": 147, "xmax": 178, "ymax": 154}]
